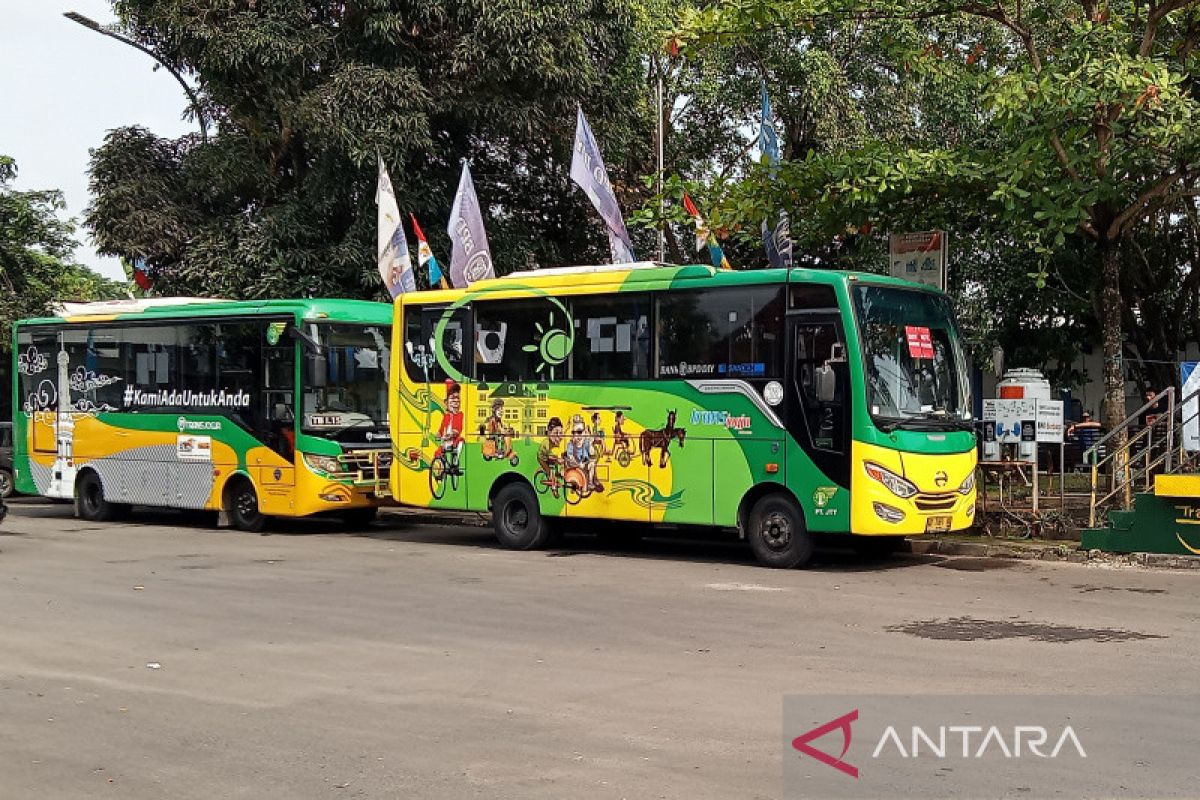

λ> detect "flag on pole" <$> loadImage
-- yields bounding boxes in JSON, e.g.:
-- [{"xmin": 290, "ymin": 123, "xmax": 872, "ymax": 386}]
[
  {"xmin": 682, "ymin": 193, "xmax": 732, "ymax": 270},
  {"xmin": 570, "ymin": 107, "xmax": 636, "ymax": 264},
  {"xmin": 759, "ymin": 83, "xmax": 793, "ymax": 270},
  {"xmin": 377, "ymin": 155, "xmax": 417, "ymax": 298},
  {"xmin": 125, "ymin": 257, "xmax": 153, "ymax": 294},
  {"xmin": 411, "ymin": 214, "xmax": 448, "ymax": 290},
  {"xmin": 447, "ymin": 162, "xmax": 495, "ymax": 288}
]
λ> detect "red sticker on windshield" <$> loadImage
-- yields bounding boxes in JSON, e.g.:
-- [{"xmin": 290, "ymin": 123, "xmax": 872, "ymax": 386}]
[{"xmin": 905, "ymin": 326, "xmax": 935, "ymax": 359}]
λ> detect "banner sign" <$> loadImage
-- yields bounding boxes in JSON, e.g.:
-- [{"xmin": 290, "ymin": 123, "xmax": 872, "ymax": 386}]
[
  {"xmin": 982, "ymin": 398, "xmax": 1063, "ymax": 452},
  {"xmin": 1182, "ymin": 362, "xmax": 1200, "ymax": 451},
  {"xmin": 889, "ymin": 231, "xmax": 948, "ymax": 291}
]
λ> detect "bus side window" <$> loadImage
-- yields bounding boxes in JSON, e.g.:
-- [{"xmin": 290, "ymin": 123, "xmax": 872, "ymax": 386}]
[
  {"xmin": 474, "ymin": 298, "xmax": 568, "ymax": 383},
  {"xmin": 403, "ymin": 306, "xmax": 468, "ymax": 383},
  {"xmin": 793, "ymin": 321, "xmax": 846, "ymax": 453},
  {"xmin": 570, "ymin": 293, "xmax": 651, "ymax": 380}
]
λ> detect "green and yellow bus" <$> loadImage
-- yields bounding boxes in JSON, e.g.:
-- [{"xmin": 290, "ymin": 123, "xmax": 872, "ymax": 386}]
[
  {"xmin": 11, "ymin": 298, "xmax": 394, "ymax": 530},
  {"xmin": 389, "ymin": 263, "xmax": 977, "ymax": 567}
]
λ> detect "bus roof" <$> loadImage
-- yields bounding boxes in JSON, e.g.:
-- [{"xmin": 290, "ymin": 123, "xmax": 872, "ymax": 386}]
[
  {"xmin": 18, "ymin": 297, "xmax": 394, "ymax": 327},
  {"xmin": 404, "ymin": 263, "xmax": 943, "ymax": 301}
]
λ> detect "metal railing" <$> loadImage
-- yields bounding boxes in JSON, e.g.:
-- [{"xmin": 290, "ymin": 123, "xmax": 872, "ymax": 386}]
[{"xmin": 1086, "ymin": 386, "xmax": 1200, "ymax": 527}]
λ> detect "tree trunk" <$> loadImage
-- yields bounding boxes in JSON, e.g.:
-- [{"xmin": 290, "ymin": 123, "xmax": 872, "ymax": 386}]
[{"xmin": 1100, "ymin": 241, "xmax": 1127, "ymax": 444}]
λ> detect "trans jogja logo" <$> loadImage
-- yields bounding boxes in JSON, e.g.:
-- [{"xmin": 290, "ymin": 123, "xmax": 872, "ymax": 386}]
[
  {"xmin": 178, "ymin": 417, "xmax": 222, "ymax": 432},
  {"xmin": 690, "ymin": 409, "xmax": 752, "ymax": 431},
  {"xmin": 791, "ymin": 709, "xmax": 1087, "ymax": 781}
]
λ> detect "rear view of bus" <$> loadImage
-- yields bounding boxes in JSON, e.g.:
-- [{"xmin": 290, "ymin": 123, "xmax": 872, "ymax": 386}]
[{"xmin": 10, "ymin": 299, "xmax": 394, "ymax": 530}]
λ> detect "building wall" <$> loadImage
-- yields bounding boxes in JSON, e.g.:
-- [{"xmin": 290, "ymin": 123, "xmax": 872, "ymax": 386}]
[{"xmin": 978, "ymin": 343, "xmax": 1200, "ymax": 423}]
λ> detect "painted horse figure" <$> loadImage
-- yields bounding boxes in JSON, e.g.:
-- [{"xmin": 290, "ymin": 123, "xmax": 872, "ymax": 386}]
[{"xmin": 641, "ymin": 410, "xmax": 687, "ymax": 468}]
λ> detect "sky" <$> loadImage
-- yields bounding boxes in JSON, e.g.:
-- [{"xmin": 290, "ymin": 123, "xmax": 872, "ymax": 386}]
[{"xmin": 0, "ymin": 0, "xmax": 194, "ymax": 282}]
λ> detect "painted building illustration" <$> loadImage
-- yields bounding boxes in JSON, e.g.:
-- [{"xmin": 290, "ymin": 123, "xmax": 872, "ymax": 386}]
[{"xmin": 475, "ymin": 381, "xmax": 551, "ymax": 441}]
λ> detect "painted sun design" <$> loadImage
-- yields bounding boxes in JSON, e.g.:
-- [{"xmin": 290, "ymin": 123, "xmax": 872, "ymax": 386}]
[{"xmin": 523, "ymin": 311, "xmax": 575, "ymax": 380}]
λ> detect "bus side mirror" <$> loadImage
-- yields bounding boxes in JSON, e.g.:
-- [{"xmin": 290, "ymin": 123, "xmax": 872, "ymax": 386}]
[
  {"xmin": 816, "ymin": 365, "xmax": 837, "ymax": 403},
  {"xmin": 307, "ymin": 353, "xmax": 327, "ymax": 388}
]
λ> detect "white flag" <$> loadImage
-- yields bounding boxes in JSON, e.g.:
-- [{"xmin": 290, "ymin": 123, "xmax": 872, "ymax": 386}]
[
  {"xmin": 447, "ymin": 163, "xmax": 495, "ymax": 287},
  {"xmin": 377, "ymin": 155, "xmax": 416, "ymax": 298},
  {"xmin": 570, "ymin": 107, "xmax": 636, "ymax": 264}
]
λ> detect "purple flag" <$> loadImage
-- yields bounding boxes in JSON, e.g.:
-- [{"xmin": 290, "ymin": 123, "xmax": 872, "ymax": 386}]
[
  {"xmin": 447, "ymin": 163, "xmax": 495, "ymax": 288},
  {"xmin": 570, "ymin": 107, "xmax": 636, "ymax": 264}
]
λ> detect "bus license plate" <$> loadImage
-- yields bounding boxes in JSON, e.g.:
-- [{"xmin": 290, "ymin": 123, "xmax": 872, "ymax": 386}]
[{"xmin": 925, "ymin": 515, "xmax": 952, "ymax": 533}]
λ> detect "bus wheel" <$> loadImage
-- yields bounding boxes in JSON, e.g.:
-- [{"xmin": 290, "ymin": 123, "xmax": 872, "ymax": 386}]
[
  {"xmin": 76, "ymin": 471, "xmax": 117, "ymax": 522},
  {"xmin": 747, "ymin": 494, "xmax": 812, "ymax": 569},
  {"xmin": 341, "ymin": 507, "xmax": 378, "ymax": 528},
  {"xmin": 226, "ymin": 479, "xmax": 267, "ymax": 533},
  {"xmin": 493, "ymin": 482, "xmax": 551, "ymax": 550},
  {"xmin": 0, "ymin": 467, "xmax": 13, "ymax": 499}
]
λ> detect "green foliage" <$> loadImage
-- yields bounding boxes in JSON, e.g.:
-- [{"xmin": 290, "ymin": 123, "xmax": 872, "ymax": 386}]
[
  {"xmin": 88, "ymin": 0, "xmax": 647, "ymax": 297},
  {"xmin": 1, "ymin": 155, "xmax": 124, "ymax": 354},
  {"xmin": 671, "ymin": 0, "xmax": 1200, "ymax": 414}
]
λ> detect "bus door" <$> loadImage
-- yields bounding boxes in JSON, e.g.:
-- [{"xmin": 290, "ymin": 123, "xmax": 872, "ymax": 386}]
[
  {"xmin": 22, "ymin": 330, "xmax": 62, "ymax": 455},
  {"xmin": 787, "ymin": 313, "xmax": 851, "ymax": 526},
  {"xmin": 255, "ymin": 326, "xmax": 297, "ymax": 513}
]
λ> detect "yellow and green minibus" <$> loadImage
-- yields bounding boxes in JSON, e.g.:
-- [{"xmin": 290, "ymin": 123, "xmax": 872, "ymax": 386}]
[
  {"xmin": 389, "ymin": 263, "xmax": 977, "ymax": 567},
  {"xmin": 11, "ymin": 298, "xmax": 394, "ymax": 530}
]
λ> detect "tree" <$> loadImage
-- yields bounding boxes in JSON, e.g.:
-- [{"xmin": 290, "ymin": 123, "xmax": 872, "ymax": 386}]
[
  {"xmin": 1, "ymin": 155, "xmax": 124, "ymax": 418},
  {"xmin": 87, "ymin": 0, "xmax": 650, "ymax": 299},
  {"xmin": 1, "ymin": 155, "xmax": 124, "ymax": 345},
  {"xmin": 674, "ymin": 0, "xmax": 1200, "ymax": 439}
]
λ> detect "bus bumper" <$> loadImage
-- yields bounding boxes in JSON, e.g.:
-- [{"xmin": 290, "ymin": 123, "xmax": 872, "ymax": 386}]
[
  {"xmin": 849, "ymin": 442, "xmax": 977, "ymax": 536},
  {"xmin": 292, "ymin": 450, "xmax": 395, "ymax": 517}
]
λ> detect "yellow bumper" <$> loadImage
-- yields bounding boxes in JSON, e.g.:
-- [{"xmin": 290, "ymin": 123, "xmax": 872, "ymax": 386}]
[
  {"xmin": 850, "ymin": 441, "xmax": 977, "ymax": 536},
  {"xmin": 287, "ymin": 455, "xmax": 392, "ymax": 517}
]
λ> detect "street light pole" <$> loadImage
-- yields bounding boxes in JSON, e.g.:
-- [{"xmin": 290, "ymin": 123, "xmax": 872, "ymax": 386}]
[{"xmin": 64, "ymin": 11, "xmax": 208, "ymax": 144}]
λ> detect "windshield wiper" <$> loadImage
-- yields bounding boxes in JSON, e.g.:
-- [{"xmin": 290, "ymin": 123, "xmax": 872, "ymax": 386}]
[{"xmin": 875, "ymin": 415, "xmax": 973, "ymax": 433}]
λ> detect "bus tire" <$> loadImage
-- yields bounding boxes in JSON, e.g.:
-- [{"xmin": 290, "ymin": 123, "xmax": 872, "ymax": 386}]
[
  {"xmin": 493, "ymin": 482, "xmax": 551, "ymax": 551},
  {"xmin": 747, "ymin": 494, "xmax": 812, "ymax": 569},
  {"xmin": 0, "ymin": 467, "xmax": 13, "ymax": 499},
  {"xmin": 76, "ymin": 471, "xmax": 116, "ymax": 522},
  {"xmin": 226, "ymin": 478, "xmax": 267, "ymax": 533},
  {"xmin": 341, "ymin": 507, "xmax": 379, "ymax": 528}
]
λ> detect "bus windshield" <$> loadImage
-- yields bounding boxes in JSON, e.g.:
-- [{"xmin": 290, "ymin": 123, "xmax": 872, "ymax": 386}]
[
  {"xmin": 302, "ymin": 324, "xmax": 391, "ymax": 442},
  {"xmin": 852, "ymin": 284, "xmax": 971, "ymax": 431}
]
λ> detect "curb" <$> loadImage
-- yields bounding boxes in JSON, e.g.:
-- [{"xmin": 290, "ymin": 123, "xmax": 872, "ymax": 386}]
[{"xmin": 909, "ymin": 537, "xmax": 1200, "ymax": 570}]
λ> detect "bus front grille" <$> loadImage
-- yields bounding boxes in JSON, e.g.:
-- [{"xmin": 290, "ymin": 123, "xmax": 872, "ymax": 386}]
[
  {"xmin": 914, "ymin": 493, "xmax": 957, "ymax": 511},
  {"xmin": 338, "ymin": 450, "xmax": 393, "ymax": 485}
]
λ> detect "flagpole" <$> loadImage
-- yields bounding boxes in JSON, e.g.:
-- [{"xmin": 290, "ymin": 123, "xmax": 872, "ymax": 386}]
[{"xmin": 656, "ymin": 70, "xmax": 666, "ymax": 263}]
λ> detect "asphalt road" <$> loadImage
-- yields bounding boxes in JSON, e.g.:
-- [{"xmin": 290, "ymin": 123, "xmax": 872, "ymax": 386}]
[{"xmin": 1, "ymin": 498, "xmax": 1196, "ymax": 799}]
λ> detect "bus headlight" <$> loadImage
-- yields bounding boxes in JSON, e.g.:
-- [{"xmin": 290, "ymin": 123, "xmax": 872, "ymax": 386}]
[
  {"xmin": 873, "ymin": 502, "xmax": 906, "ymax": 523},
  {"xmin": 864, "ymin": 462, "xmax": 918, "ymax": 499},
  {"xmin": 958, "ymin": 471, "xmax": 977, "ymax": 495},
  {"xmin": 303, "ymin": 453, "xmax": 342, "ymax": 475}
]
